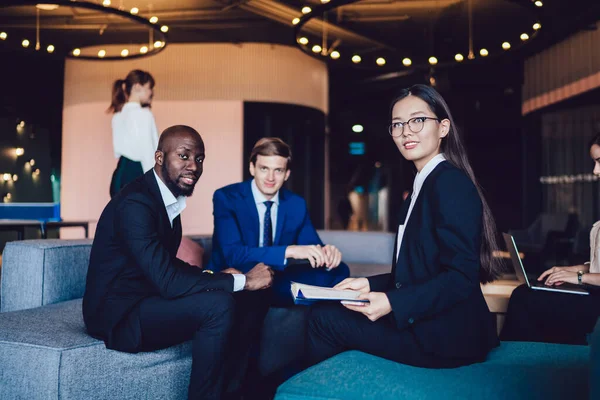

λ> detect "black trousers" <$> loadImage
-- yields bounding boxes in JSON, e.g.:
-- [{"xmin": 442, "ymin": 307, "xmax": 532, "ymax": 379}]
[
  {"xmin": 112, "ymin": 290, "xmax": 270, "ymax": 400},
  {"xmin": 306, "ymin": 302, "xmax": 478, "ymax": 370},
  {"xmin": 500, "ymin": 284, "xmax": 600, "ymax": 345},
  {"xmin": 110, "ymin": 156, "xmax": 144, "ymax": 198}
]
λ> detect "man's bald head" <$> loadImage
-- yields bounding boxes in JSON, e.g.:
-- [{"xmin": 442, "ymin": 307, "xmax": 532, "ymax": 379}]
[
  {"xmin": 157, "ymin": 125, "xmax": 204, "ymax": 154},
  {"xmin": 154, "ymin": 125, "xmax": 205, "ymax": 197}
]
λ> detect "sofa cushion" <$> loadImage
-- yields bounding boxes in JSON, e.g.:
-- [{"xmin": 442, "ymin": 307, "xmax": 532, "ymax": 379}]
[
  {"xmin": 317, "ymin": 230, "xmax": 394, "ymax": 266},
  {"xmin": 1, "ymin": 240, "xmax": 92, "ymax": 312},
  {"xmin": 275, "ymin": 343, "xmax": 589, "ymax": 400},
  {"xmin": 0, "ymin": 299, "xmax": 192, "ymax": 400}
]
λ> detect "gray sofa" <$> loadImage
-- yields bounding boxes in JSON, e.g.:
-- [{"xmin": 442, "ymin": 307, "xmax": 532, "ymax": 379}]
[{"xmin": 0, "ymin": 230, "xmax": 395, "ymax": 399}]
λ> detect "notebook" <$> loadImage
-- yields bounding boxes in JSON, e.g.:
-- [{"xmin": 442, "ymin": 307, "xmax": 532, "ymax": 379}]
[{"xmin": 290, "ymin": 282, "xmax": 370, "ymax": 305}]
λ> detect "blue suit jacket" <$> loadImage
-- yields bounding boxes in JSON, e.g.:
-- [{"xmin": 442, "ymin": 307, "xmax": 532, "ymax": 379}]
[
  {"xmin": 368, "ymin": 161, "xmax": 499, "ymax": 359},
  {"xmin": 208, "ymin": 180, "xmax": 324, "ymax": 272}
]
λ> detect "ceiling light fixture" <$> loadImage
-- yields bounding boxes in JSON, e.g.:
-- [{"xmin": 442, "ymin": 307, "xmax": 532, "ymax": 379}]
[
  {"xmin": 292, "ymin": 0, "xmax": 542, "ymax": 70},
  {"xmin": 0, "ymin": 0, "xmax": 169, "ymax": 61}
]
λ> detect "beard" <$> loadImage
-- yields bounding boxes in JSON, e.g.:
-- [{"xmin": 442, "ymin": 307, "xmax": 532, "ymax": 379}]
[{"xmin": 161, "ymin": 162, "xmax": 196, "ymax": 197}]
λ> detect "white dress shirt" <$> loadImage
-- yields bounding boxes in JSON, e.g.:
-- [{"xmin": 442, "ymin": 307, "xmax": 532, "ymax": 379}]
[
  {"xmin": 112, "ymin": 102, "xmax": 159, "ymax": 173},
  {"xmin": 396, "ymin": 154, "xmax": 447, "ymax": 260},
  {"xmin": 251, "ymin": 179, "xmax": 279, "ymax": 247},
  {"xmin": 153, "ymin": 171, "xmax": 245, "ymax": 291}
]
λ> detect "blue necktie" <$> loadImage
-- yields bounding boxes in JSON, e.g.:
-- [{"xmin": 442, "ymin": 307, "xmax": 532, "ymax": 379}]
[{"xmin": 263, "ymin": 201, "xmax": 274, "ymax": 247}]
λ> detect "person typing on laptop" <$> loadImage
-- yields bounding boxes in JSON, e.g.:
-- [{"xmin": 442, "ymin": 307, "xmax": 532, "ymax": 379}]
[{"xmin": 501, "ymin": 133, "xmax": 600, "ymax": 345}]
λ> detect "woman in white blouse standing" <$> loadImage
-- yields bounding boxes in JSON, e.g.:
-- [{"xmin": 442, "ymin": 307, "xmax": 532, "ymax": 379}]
[{"xmin": 108, "ymin": 69, "xmax": 158, "ymax": 197}]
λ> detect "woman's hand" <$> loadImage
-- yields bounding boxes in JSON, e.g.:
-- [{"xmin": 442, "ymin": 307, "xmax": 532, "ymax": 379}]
[
  {"xmin": 540, "ymin": 269, "xmax": 579, "ymax": 286},
  {"xmin": 538, "ymin": 265, "xmax": 585, "ymax": 283},
  {"xmin": 333, "ymin": 277, "xmax": 370, "ymax": 294},
  {"xmin": 342, "ymin": 292, "xmax": 392, "ymax": 321}
]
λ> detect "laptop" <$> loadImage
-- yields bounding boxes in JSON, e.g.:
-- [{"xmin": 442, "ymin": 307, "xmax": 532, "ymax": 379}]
[{"xmin": 502, "ymin": 233, "xmax": 589, "ymax": 295}]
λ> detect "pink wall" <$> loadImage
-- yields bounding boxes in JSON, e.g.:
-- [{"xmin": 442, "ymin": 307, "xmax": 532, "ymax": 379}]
[{"xmin": 61, "ymin": 100, "xmax": 243, "ymax": 237}]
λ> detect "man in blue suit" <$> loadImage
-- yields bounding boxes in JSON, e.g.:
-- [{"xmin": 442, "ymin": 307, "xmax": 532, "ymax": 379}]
[{"xmin": 208, "ymin": 137, "xmax": 350, "ymax": 305}]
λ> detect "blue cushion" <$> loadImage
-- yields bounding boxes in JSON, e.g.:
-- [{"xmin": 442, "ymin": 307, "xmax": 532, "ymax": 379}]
[{"xmin": 276, "ymin": 342, "xmax": 589, "ymax": 400}]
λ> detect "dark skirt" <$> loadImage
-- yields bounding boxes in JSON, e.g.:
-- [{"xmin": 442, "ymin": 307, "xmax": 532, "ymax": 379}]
[{"xmin": 110, "ymin": 156, "xmax": 144, "ymax": 198}]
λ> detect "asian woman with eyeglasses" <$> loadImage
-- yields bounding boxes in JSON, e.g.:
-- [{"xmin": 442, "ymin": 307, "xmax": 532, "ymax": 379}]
[{"xmin": 305, "ymin": 84, "xmax": 503, "ymax": 368}]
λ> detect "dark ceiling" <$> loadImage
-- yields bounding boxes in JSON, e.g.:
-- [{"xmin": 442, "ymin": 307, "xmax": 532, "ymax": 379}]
[{"xmin": 0, "ymin": 0, "xmax": 598, "ymax": 66}]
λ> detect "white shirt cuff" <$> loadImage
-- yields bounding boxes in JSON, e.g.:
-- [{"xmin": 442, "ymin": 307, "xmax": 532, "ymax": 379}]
[{"xmin": 232, "ymin": 274, "xmax": 246, "ymax": 292}]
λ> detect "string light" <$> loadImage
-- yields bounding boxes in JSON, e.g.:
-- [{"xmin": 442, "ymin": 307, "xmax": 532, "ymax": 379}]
[
  {"xmin": 72, "ymin": 48, "xmax": 81, "ymax": 56},
  {"xmin": 149, "ymin": 16, "xmax": 158, "ymax": 24},
  {"xmin": 98, "ymin": 49, "xmax": 106, "ymax": 58},
  {"xmin": 3, "ymin": 174, "xmax": 11, "ymax": 181},
  {"xmin": 0, "ymin": 32, "xmax": 7, "ymax": 40},
  {"xmin": 120, "ymin": 49, "xmax": 129, "ymax": 57},
  {"xmin": 533, "ymin": 22, "xmax": 541, "ymax": 30},
  {"xmin": 298, "ymin": 37, "xmax": 308, "ymax": 45},
  {"xmin": 12, "ymin": 175, "xmax": 17, "ymax": 182},
  {"xmin": 520, "ymin": 33, "xmax": 530, "ymax": 41},
  {"xmin": 455, "ymin": 53, "xmax": 464, "ymax": 62},
  {"xmin": 376, "ymin": 57, "xmax": 386, "ymax": 66},
  {"xmin": 330, "ymin": 51, "xmax": 340, "ymax": 59},
  {"xmin": 47, "ymin": 45, "xmax": 55, "ymax": 53},
  {"xmin": 480, "ymin": 48, "xmax": 489, "ymax": 57},
  {"xmin": 140, "ymin": 46, "xmax": 148, "ymax": 54},
  {"xmin": 502, "ymin": 42, "xmax": 511, "ymax": 50},
  {"xmin": 153, "ymin": 41, "xmax": 163, "ymax": 48},
  {"xmin": 160, "ymin": 26, "xmax": 169, "ymax": 33},
  {"xmin": 130, "ymin": 7, "xmax": 139, "ymax": 15},
  {"xmin": 22, "ymin": 39, "xmax": 30, "ymax": 48},
  {"xmin": 402, "ymin": 58, "xmax": 412, "ymax": 66},
  {"xmin": 301, "ymin": 7, "xmax": 312, "ymax": 14},
  {"xmin": 352, "ymin": 55, "xmax": 362, "ymax": 64},
  {"xmin": 102, "ymin": 0, "xmax": 110, "ymax": 6},
  {"xmin": 292, "ymin": 18, "xmax": 300, "ymax": 25},
  {"xmin": 311, "ymin": 45, "xmax": 322, "ymax": 53},
  {"xmin": 15, "ymin": 148, "xmax": 24, "ymax": 156},
  {"xmin": 428, "ymin": 56, "xmax": 438, "ymax": 65},
  {"xmin": 534, "ymin": 1, "xmax": 543, "ymax": 7}
]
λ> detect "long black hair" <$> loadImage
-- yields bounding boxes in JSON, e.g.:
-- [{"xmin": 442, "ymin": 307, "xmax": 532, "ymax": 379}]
[{"xmin": 391, "ymin": 84, "xmax": 503, "ymax": 283}]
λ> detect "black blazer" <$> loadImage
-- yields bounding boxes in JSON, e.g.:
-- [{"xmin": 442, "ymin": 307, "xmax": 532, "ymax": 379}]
[
  {"xmin": 368, "ymin": 161, "xmax": 499, "ymax": 360},
  {"xmin": 83, "ymin": 171, "xmax": 234, "ymax": 348}
]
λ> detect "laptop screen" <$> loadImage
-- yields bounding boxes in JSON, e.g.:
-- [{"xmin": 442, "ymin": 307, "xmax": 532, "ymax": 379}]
[{"xmin": 502, "ymin": 233, "xmax": 531, "ymax": 288}]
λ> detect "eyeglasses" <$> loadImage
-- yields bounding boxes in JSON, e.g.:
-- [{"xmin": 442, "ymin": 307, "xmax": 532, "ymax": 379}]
[{"xmin": 388, "ymin": 116, "xmax": 440, "ymax": 137}]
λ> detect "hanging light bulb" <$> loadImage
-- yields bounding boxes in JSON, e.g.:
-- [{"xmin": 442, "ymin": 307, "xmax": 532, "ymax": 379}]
[
  {"xmin": 428, "ymin": 56, "xmax": 438, "ymax": 65},
  {"xmin": 479, "ymin": 48, "xmax": 489, "ymax": 57},
  {"xmin": 352, "ymin": 55, "xmax": 362, "ymax": 64},
  {"xmin": 0, "ymin": 32, "xmax": 7, "ymax": 40},
  {"xmin": 72, "ymin": 48, "xmax": 81, "ymax": 56},
  {"xmin": 121, "ymin": 49, "xmax": 129, "ymax": 57},
  {"xmin": 302, "ymin": 7, "xmax": 312, "ymax": 14},
  {"xmin": 160, "ymin": 25, "xmax": 169, "ymax": 33},
  {"xmin": 154, "ymin": 41, "xmax": 163, "ymax": 48},
  {"xmin": 402, "ymin": 58, "xmax": 412, "ymax": 66},
  {"xmin": 47, "ymin": 45, "xmax": 55, "ymax": 53},
  {"xmin": 292, "ymin": 18, "xmax": 300, "ymax": 25},
  {"xmin": 502, "ymin": 42, "xmax": 511, "ymax": 50},
  {"xmin": 376, "ymin": 57, "xmax": 386, "ymax": 66},
  {"xmin": 455, "ymin": 53, "xmax": 464, "ymax": 62},
  {"xmin": 149, "ymin": 16, "xmax": 158, "ymax": 24},
  {"xmin": 130, "ymin": 7, "xmax": 139, "ymax": 15},
  {"xmin": 15, "ymin": 148, "xmax": 24, "ymax": 156},
  {"xmin": 520, "ymin": 33, "xmax": 529, "ymax": 41},
  {"xmin": 98, "ymin": 49, "xmax": 106, "ymax": 58},
  {"xmin": 534, "ymin": 1, "xmax": 543, "ymax": 7},
  {"xmin": 330, "ymin": 51, "xmax": 340, "ymax": 59},
  {"xmin": 140, "ymin": 46, "xmax": 148, "ymax": 54},
  {"xmin": 22, "ymin": 39, "xmax": 30, "ymax": 48},
  {"xmin": 298, "ymin": 37, "xmax": 309, "ymax": 45},
  {"xmin": 312, "ymin": 45, "xmax": 322, "ymax": 53},
  {"xmin": 102, "ymin": 0, "xmax": 111, "ymax": 6},
  {"xmin": 533, "ymin": 23, "xmax": 541, "ymax": 30}
]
